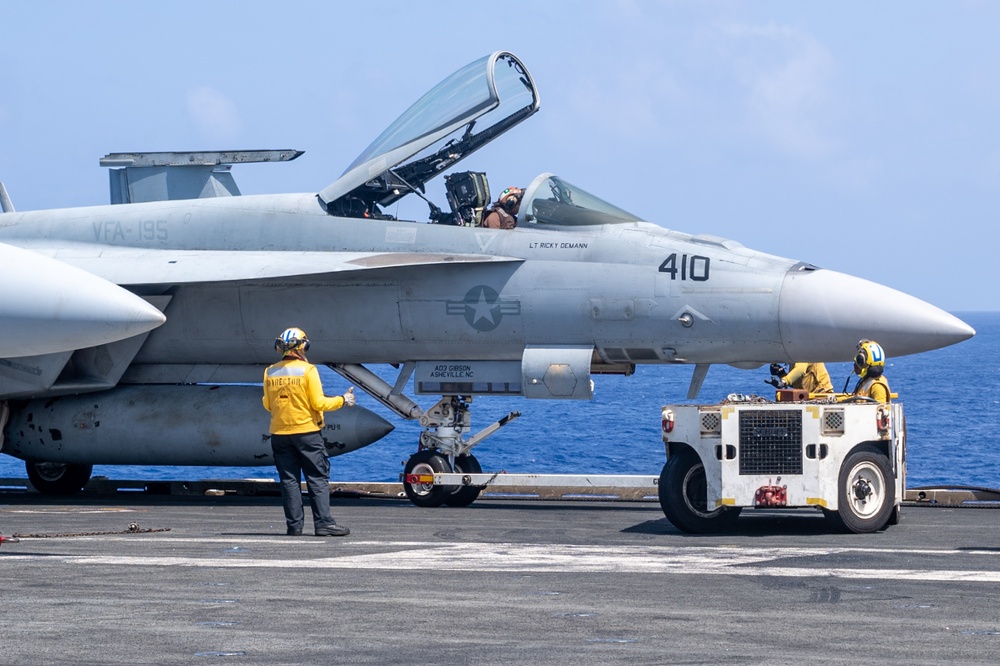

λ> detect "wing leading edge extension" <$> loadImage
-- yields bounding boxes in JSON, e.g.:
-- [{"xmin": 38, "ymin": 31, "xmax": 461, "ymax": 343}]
[{"xmin": 39, "ymin": 248, "xmax": 524, "ymax": 286}]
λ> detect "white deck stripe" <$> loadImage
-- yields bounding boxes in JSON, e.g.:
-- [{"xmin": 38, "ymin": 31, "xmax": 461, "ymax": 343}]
[{"xmin": 5, "ymin": 541, "xmax": 1000, "ymax": 582}]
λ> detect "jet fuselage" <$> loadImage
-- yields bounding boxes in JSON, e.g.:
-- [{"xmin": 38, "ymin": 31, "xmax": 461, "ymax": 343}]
[{"xmin": 0, "ymin": 192, "xmax": 969, "ymax": 381}]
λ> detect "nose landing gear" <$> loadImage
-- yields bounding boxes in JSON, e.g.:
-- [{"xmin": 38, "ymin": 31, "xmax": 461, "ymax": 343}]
[
  {"xmin": 327, "ymin": 364, "xmax": 520, "ymax": 509},
  {"xmin": 402, "ymin": 396, "xmax": 519, "ymax": 508}
]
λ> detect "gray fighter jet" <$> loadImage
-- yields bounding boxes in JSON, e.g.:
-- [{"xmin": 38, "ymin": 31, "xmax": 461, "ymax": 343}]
[{"xmin": 0, "ymin": 52, "xmax": 974, "ymax": 504}]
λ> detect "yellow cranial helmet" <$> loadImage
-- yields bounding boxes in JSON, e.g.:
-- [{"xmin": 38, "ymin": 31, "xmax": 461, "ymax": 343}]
[
  {"xmin": 854, "ymin": 339, "xmax": 885, "ymax": 377},
  {"xmin": 275, "ymin": 327, "xmax": 310, "ymax": 354}
]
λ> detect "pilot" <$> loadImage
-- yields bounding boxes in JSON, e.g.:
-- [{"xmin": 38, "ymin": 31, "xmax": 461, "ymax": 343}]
[
  {"xmin": 263, "ymin": 327, "xmax": 356, "ymax": 537},
  {"xmin": 851, "ymin": 339, "xmax": 891, "ymax": 403},
  {"xmin": 767, "ymin": 362, "xmax": 833, "ymax": 393},
  {"xmin": 481, "ymin": 186, "xmax": 523, "ymax": 229}
]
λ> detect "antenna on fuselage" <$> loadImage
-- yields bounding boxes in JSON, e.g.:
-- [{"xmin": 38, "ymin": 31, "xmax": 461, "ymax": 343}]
[
  {"xmin": 687, "ymin": 364, "xmax": 711, "ymax": 400},
  {"xmin": 0, "ymin": 182, "xmax": 14, "ymax": 213}
]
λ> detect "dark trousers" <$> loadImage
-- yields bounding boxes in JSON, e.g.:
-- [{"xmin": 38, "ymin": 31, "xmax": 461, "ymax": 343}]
[{"xmin": 270, "ymin": 431, "xmax": 335, "ymax": 531}]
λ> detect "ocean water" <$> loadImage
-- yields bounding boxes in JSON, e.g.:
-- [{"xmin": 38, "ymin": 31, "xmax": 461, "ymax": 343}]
[{"xmin": 2, "ymin": 312, "xmax": 997, "ymax": 489}]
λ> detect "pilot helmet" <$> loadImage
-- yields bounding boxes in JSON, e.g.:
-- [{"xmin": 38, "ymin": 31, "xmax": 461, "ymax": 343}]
[
  {"xmin": 275, "ymin": 327, "xmax": 310, "ymax": 354},
  {"xmin": 854, "ymin": 339, "xmax": 885, "ymax": 378},
  {"xmin": 499, "ymin": 187, "xmax": 523, "ymax": 212}
]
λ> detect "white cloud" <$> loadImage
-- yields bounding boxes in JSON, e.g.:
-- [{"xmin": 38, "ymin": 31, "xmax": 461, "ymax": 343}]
[
  {"xmin": 722, "ymin": 22, "xmax": 840, "ymax": 159},
  {"xmin": 185, "ymin": 86, "xmax": 242, "ymax": 144}
]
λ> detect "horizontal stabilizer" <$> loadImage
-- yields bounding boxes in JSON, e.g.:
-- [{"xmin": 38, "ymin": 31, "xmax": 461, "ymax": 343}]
[
  {"xmin": 100, "ymin": 150, "xmax": 303, "ymax": 168},
  {"xmin": 101, "ymin": 150, "xmax": 303, "ymax": 204}
]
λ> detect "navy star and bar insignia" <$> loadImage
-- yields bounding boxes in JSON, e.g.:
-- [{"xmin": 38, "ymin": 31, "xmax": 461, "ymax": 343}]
[{"xmin": 446, "ymin": 285, "xmax": 521, "ymax": 331}]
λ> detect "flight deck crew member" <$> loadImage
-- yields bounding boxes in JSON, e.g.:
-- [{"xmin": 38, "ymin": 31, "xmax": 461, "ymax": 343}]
[
  {"xmin": 851, "ymin": 339, "xmax": 891, "ymax": 403},
  {"xmin": 481, "ymin": 186, "xmax": 522, "ymax": 229},
  {"xmin": 768, "ymin": 362, "xmax": 834, "ymax": 393},
  {"xmin": 263, "ymin": 327, "xmax": 356, "ymax": 537}
]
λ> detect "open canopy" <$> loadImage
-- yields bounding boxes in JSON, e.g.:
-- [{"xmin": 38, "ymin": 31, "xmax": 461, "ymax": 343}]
[{"xmin": 319, "ymin": 51, "xmax": 539, "ymax": 216}]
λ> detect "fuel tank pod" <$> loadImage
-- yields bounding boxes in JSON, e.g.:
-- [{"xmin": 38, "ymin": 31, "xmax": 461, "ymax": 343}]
[{"xmin": 3, "ymin": 384, "xmax": 394, "ymax": 466}]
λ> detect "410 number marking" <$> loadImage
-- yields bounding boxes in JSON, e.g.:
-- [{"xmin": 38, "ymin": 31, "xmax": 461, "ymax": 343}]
[{"xmin": 658, "ymin": 253, "xmax": 710, "ymax": 281}]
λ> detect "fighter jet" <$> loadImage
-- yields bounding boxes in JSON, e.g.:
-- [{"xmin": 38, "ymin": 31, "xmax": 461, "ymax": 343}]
[{"xmin": 0, "ymin": 51, "xmax": 974, "ymax": 503}]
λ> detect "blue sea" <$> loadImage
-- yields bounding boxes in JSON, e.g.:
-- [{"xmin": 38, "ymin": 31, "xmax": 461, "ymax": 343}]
[{"xmin": 2, "ymin": 312, "xmax": 998, "ymax": 489}]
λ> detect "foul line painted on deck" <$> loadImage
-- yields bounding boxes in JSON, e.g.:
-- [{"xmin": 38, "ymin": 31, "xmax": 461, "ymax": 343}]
[{"xmin": 4, "ymin": 542, "xmax": 1000, "ymax": 582}]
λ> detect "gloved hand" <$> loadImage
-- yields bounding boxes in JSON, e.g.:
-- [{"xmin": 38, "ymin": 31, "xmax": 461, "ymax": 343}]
[
  {"xmin": 769, "ymin": 363, "xmax": 786, "ymax": 377},
  {"xmin": 343, "ymin": 387, "xmax": 356, "ymax": 407},
  {"xmin": 765, "ymin": 377, "xmax": 785, "ymax": 389}
]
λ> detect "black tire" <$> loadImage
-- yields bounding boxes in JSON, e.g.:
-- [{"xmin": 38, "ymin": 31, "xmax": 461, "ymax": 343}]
[
  {"xmin": 444, "ymin": 454, "xmax": 483, "ymax": 507},
  {"xmin": 658, "ymin": 448, "xmax": 741, "ymax": 533},
  {"xmin": 403, "ymin": 451, "xmax": 450, "ymax": 508},
  {"xmin": 26, "ymin": 462, "xmax": 93, "ymax": 496},
  {"xmin": 830, "ymin": 446, "xmax": 895, "ymax": 534}
]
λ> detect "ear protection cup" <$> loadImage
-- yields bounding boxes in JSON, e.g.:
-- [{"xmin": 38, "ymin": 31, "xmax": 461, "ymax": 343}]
[
  {"xmin": 499, "ymin": 187, "xmax": 522, "ymax": 213},
  {"xmin": 854, "ymin": 340, "xmax": 885, "ymax": 374}
]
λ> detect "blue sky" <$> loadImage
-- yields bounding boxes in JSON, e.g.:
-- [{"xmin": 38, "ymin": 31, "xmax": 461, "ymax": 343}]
[{"xmin": 2, "ymin": 1, "xmax": 998, "ymax": 312}]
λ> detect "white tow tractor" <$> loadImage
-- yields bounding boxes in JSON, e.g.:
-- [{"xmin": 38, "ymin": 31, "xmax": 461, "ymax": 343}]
[{"xmin": 658, "ymin": 391, "xmax": 905, "ymax": 534}]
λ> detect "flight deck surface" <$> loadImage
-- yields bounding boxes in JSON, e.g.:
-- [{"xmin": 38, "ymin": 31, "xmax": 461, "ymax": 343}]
[{"xmin": 2, "ymin": 489, "xmax": 999, "ymax": 665}]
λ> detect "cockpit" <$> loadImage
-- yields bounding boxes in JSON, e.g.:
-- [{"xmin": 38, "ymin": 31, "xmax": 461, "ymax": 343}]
[
  {"xmin": 318, "ymin": 51, "xmax": 643, "ymax": 228},
  {"xmin": 519, "ymin": 173, "xmax": 642, "ymax": 226}
]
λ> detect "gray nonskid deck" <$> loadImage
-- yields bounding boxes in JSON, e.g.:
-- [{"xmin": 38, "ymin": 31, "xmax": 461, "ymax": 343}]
[
  {"xmin": 3, "ymin": 476, "xmax": 997, "ymax": 505},
  {"xmin": 2, "ymin": 490, "xmax": 1000, "ymax": 665}
]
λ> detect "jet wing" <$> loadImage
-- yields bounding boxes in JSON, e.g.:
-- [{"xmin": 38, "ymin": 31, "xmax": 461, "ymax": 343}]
[
  {"xmin": 41, "ymin": 247, "xmax": 522, "ymax": 286},
  {"xmin": 0, "ymin": 246, "xmax": 519, "ymax": 399}
]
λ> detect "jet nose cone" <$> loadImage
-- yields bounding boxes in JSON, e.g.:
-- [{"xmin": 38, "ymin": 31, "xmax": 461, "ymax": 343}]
[{"xmin": 779, "ymin": 267, "xmax": 974, "ymax": 361}]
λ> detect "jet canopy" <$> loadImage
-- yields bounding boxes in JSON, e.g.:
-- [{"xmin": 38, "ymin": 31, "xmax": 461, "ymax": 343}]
[
  {"xmin": 320, "ymin": 51, "xmax": 539, "ymax": 217},
  {"xmin": 520, "ymin": 173, "xmax": 643, "ymax": 226}
]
